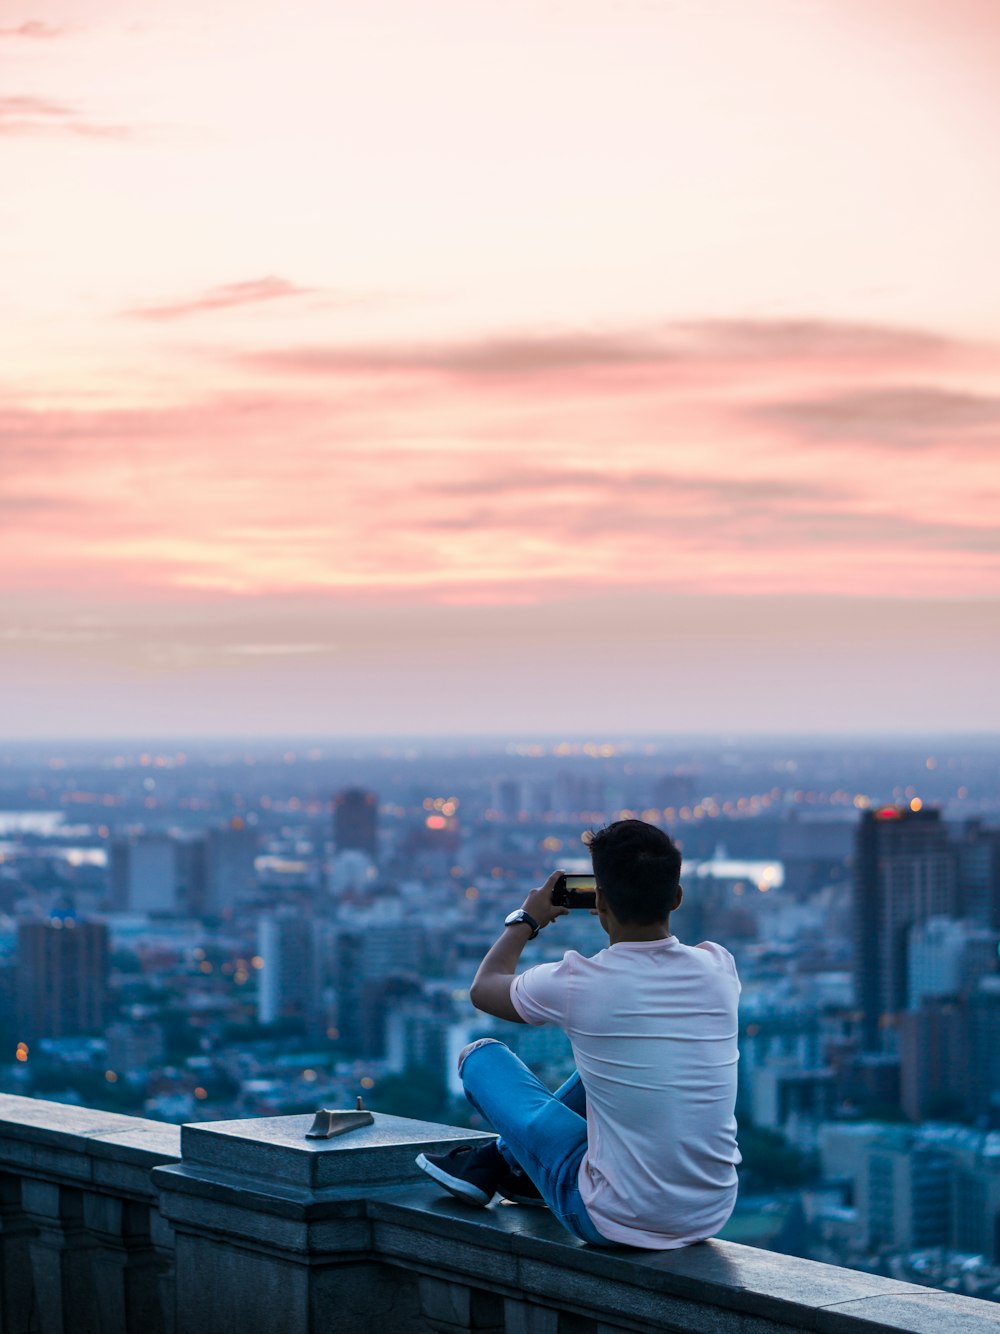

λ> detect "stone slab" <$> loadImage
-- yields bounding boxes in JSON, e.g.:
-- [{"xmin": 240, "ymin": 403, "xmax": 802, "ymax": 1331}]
[
  {"xmin": 817, "ymin": 1291, "xmax": 1000, "ymax": 1333},
  {"xmin": 180, "ymin": 1111, "xmax": 490, "ymax": 1189},
  {"xmin": 369, "ymin": 1188, "xmax": 948, "ymax": 1333}
]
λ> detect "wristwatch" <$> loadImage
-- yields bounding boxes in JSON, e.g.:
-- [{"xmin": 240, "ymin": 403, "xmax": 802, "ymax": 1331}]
[{"xmin": 504, "ymin": 908, "xmax": 540, "ymax": 939}]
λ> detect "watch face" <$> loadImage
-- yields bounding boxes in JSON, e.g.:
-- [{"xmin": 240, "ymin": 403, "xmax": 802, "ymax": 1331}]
[{"xmin": 504, "ymin": 909, "xmax": 537, "ymax": 937}]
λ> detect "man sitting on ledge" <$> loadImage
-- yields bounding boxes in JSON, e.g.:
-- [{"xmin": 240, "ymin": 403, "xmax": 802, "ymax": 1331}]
[{"xmin": 417, "ymin": 818, "xmax": 742, "ymax": 1249}]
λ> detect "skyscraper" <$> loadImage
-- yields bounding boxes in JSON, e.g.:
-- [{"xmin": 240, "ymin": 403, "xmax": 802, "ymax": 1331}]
[
  {"xmin": 16, "ymin": 919, "xmax": 110, "ymax": 1042},
  {"xmin": 256, "ymin": 912, "xmax": 318, "ymax": 1028},
  {"xmin": 109, "ymin": 834, "xmax": 180, "ymax": 914},
  {"xmin": 187, "ymin": 821, "xmax": 259, "ymax": 917},
  {"xmin": 332, "ymin": 789, "xmax": 378, "ymax": 861},
  {"xmin": 852, "ymin": 807, "xmax": 957, "ymax": 1051}
]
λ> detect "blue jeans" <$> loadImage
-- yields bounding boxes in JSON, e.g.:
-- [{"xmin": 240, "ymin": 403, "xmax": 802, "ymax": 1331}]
[{"xmin": 459, "ymin": 1039, "xmax": 617, "ymax": 1247}]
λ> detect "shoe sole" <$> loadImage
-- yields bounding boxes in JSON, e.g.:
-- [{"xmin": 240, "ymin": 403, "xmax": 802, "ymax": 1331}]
[{"xmin": 415, "ymin": 1153, "xmax": 493, "ymax": 1206}]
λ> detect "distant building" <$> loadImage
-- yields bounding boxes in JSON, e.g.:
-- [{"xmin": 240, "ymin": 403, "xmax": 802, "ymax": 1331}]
[
  {"xmin": 494, "ymin": 779, "xmax": 521, "ymax": 823},
  {"xmin": 858, "ymin": 1130, "xmax": 952, "ymax": 1251},
  {"xmin": 966, "ymin": 976, "xmax": 1000, "ymax": 1122},
  {"xmin": 334, "ymin": 921, "xmax": 420, "ymax": 1056},
  {"xmin": 109, "ymin": 834, "xmax": 180, "ymax": 914},
  {"xmin": 957, "ymin": 821, "xmax": 1000, "ymax": 929},
  {"xmin": 189, "ymin": 821, "xmax": 258, "ymax": 916},
  {"xmin": 852, "ymin": 807, "xmax": 956, "ymax": 1051},
  {"xmin": 257, "ymin": 912, "xmax": 318, "ymax": 1028},
  {"xmin": 751, "ymin": 1065, "xmax": 836, "ymax": 1132},
  {"xmin": 16, "ymin": 918, "xmax": 110, "ymax": 1042},
  {"xmin": 778, "ymin": 814, "xmax": 853, "ymax": 898},
  {"xmin": 898, "ymin": 999, "xmax": 967, "ymax": 1122},
  {"xmin": 332, "ymin": 789, "xmax": 378, "ymax": 861},
  {"xmin": 105, "ymin": 1019, "xmax": 165, "ymax": 1072},
  {"xmin": 907, "ymin": 915, "xmax": 997, "ymax": 1008},
  {"xmin": 652, "ymin": 773, "xmax": 695, "ymax": 814}
]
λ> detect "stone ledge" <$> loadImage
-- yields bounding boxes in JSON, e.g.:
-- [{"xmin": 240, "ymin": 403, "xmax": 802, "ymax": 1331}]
[
  {"xmin": 368, "ymin": 1187, "xmax": 1000, "ymax": 1334},
  {"xmin": 0, "ymin": 1093, "xmax": 181, "ymax": 1199},
  {"xmin": 3, "ymin": 1096, "xmax": 999, "ymax": 1334}
]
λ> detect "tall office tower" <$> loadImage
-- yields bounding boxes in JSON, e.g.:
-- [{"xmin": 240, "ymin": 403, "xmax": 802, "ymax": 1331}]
[
  {"xmin": 15, "ymin": 919, "xmax": 110, "ymax": 1041},
  {"xmin": 333, "ymin": 922, "xmax": 419, "ymax": 1056},
  {"xmin": 494, "ymin": 779, "xmax": 521, "ymax": 823},
  {"xmin": 957, "ymin": 821, "xmax": 1000, "ymax": 928},
  {"xmin": 852, "ymin": 807, "xmax": 957, "ymax": 1051},
  {"xmin": 332, "ymin": 789, "xmax": 378, "ymax": 861},
  {"xmin": 966, "ymin": 976, "xmax": 1000, "ymax": 1122},
  {"xmin": 109, "ymin": 834, "xmax": 180, "ymax": 914},
  {"xmin": 257, "ymin": 912, "xmax": 318, "ymax": 1028},
  {"xmin": 191, "ymin": 821, "xmax": 259, "ymax": 917},
  {"xmin": 898, "ymin": 999, "xmax": 967, "ymax": 1122}
]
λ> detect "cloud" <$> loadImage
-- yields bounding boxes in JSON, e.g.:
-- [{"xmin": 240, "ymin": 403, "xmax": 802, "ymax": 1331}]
[
  {"xmin": 0, "ymin": 494, "xmax": 80, "ymax": 513},
  {"xmin": 240, "ymin": 317, "xmax": 964, "ymax": 382},
  {"xmin": 127, "ymin": 277, "xmax": 317, "ymax": 321},
  {"xmin": 0, "ymin": 21, "xmax": 63, "ymax": 39},
  {"xmin": 0, "ymin": 95, "xmax": 131, "ymax": 139},
  {"xmin": 429, "ymin": 466, "xmax": 848, "ymax": 504},
  {"xmin": 244, "ymin": 332, "xmax": 672, "ymax": 378},
  {"xmin": 755, "ymin": 386, "xmax": 1000, "ymax": 447},
  {"xmin": 674, "ymin": 319, "xmax": 957, "ymax": 362}
]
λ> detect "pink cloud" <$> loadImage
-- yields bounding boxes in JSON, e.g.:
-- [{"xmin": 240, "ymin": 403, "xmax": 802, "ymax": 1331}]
[
  {"xmin": 0, "ymin": 94, "xmax": 130, "ymax": 139},
  {"xmin": 754, "ymin": 386, "xmax": 1000, "ymax": 449},
  {"xmin": 240, "ymin": 318, "xmax": 963, "ymax": 383},
  {"xmin": 0, "ymin": 21, "xmax": 63, "ymax": 39},
  {"xmin": 1, "ymin": 317, "xmax": 997, "ymax": 604},
  {"xmin": 126, "ymin": 277, "xmax": 317, "ymax": 321}
]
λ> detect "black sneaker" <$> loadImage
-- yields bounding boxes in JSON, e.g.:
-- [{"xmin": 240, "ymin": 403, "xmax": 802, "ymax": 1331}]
[
  {"xmin": 497, "ymin": 1163, "xmax": 546, "ymax": 1207},
  {"xmin": 415, "ymin": 1141, "xmax": 504, "ymax": 1206}
]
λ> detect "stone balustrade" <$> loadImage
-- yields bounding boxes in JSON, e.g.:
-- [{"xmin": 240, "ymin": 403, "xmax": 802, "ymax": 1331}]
[{"xmin": 1, "ymin": 1092, "xmax": 998, "ymax": 1334}]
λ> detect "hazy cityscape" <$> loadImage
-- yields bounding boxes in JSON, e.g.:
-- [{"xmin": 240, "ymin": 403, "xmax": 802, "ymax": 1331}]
[{"xmin": 0, "ymin": 734, "xmax": 996, "ymax": 1301}]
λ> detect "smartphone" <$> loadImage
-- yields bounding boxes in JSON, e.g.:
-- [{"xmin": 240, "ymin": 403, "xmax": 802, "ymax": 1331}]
[{"xmin": 552, "ymin": 872, "xmax": 597, "ymax": 910}]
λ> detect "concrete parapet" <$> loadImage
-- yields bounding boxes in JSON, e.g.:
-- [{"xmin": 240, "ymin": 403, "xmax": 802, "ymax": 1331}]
[{"xmin": 1, "ymin": 1093, "xmax": 998, "ymax": 1334}]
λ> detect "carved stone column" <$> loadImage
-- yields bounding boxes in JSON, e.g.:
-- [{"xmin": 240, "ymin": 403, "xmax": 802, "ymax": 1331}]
[
  {"xmin": 22, "ymin": 1180, "xmax": 102, "ymax": 1334},
  {"xmin": 0, "ymin": 1171, "xmax": 40, "ymax": 1334}
]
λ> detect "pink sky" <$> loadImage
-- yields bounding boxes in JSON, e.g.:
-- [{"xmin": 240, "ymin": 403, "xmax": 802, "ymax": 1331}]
[{"xmin": 2, "ymin": 0, "xmax": 999, "ymax": 737}]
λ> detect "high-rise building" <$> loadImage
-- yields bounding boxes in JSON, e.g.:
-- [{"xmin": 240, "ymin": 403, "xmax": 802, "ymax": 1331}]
[
  {"xmin": 109, "ymin": 834, "xmax": 180, "ymax": 914},
  {"xmin": 16, "ymin": 919, "xmax": 110, "ymax": 1042},
  {"xmin": 858, "ymin": 1130, "xmax": 952, "ymax": 1251},
  {"xmin": 188, "ymin": 821, "xmax": 258, "ymax": 917},
  {"xmin": 907, "ymin": 915, "xmax": 998, "ymax": 1008},
  {"xmin": 957, "ymin": 821, "xmax": 1000, "ymax": 928},
  {"xmin": 333, "ymin": 921, "xmax": 420, "ymax": 1056},
  {"xmin": 852, "ymin": 807, "xmax": 956, "ymax": 1051},
  {"xmin": 332, "ymin": 789, "xmax": 378, "ymax": 861},
  {"xmin": 257, "ymin": 912, "xmax": 318, "ymax": 1028},
  {"xmin": 898, "ymin": 999, "xmax": 967, "ymax": 1122},
  {"xmin": 966, "ymin": 976, "xmax": 1000, "ymax": 1122}
]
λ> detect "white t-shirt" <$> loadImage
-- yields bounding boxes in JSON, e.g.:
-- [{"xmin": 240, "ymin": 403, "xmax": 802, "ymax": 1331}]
[{"xmin": 509, "ymin": 936, "xmax": 741, "ymax": 1249}]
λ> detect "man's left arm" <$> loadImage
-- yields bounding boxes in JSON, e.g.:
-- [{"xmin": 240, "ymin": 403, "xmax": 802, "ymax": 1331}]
[{"xmin": 469, "ymin": 870, "xmax": 568, "ymax": 1022}]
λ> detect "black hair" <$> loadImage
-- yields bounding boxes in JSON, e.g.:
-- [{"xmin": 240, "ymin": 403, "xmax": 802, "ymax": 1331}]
[{"xmin": 587, "ymin": 819, "xmax": 682, "ymax": 925}]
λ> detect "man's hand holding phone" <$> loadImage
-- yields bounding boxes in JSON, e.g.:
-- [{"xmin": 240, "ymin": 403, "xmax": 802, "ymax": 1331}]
[{"xmin": 521, "ymin": 870, "xmax": 571, "ymax": 930}]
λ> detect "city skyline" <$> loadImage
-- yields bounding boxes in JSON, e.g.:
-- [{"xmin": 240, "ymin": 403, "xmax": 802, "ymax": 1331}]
[{"xmin": 3, "ymin": 0, "xmax": 1000, "ymax": 737}]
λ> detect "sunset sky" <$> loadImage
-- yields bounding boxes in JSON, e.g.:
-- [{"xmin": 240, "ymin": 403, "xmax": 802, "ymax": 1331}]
[{"xmin": 3, "ymin": 0, "xmax": 999, "ymax": 738}]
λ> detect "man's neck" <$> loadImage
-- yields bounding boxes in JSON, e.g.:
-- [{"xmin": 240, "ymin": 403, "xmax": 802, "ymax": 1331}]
[{"xmin": 608, "ymin": 919, "xmax": 672, "ymax": 945}]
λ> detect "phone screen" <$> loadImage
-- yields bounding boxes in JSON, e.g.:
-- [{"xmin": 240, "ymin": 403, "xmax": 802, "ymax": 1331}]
[{"xmin": 554, "ymin": 873, "xmax": 597, "ymax": 909}]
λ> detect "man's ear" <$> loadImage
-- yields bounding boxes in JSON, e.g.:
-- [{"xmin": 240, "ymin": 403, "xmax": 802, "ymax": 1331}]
[{"xmin": 672, "ymin": 883, "xmax": 683, "ymax": 912}]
